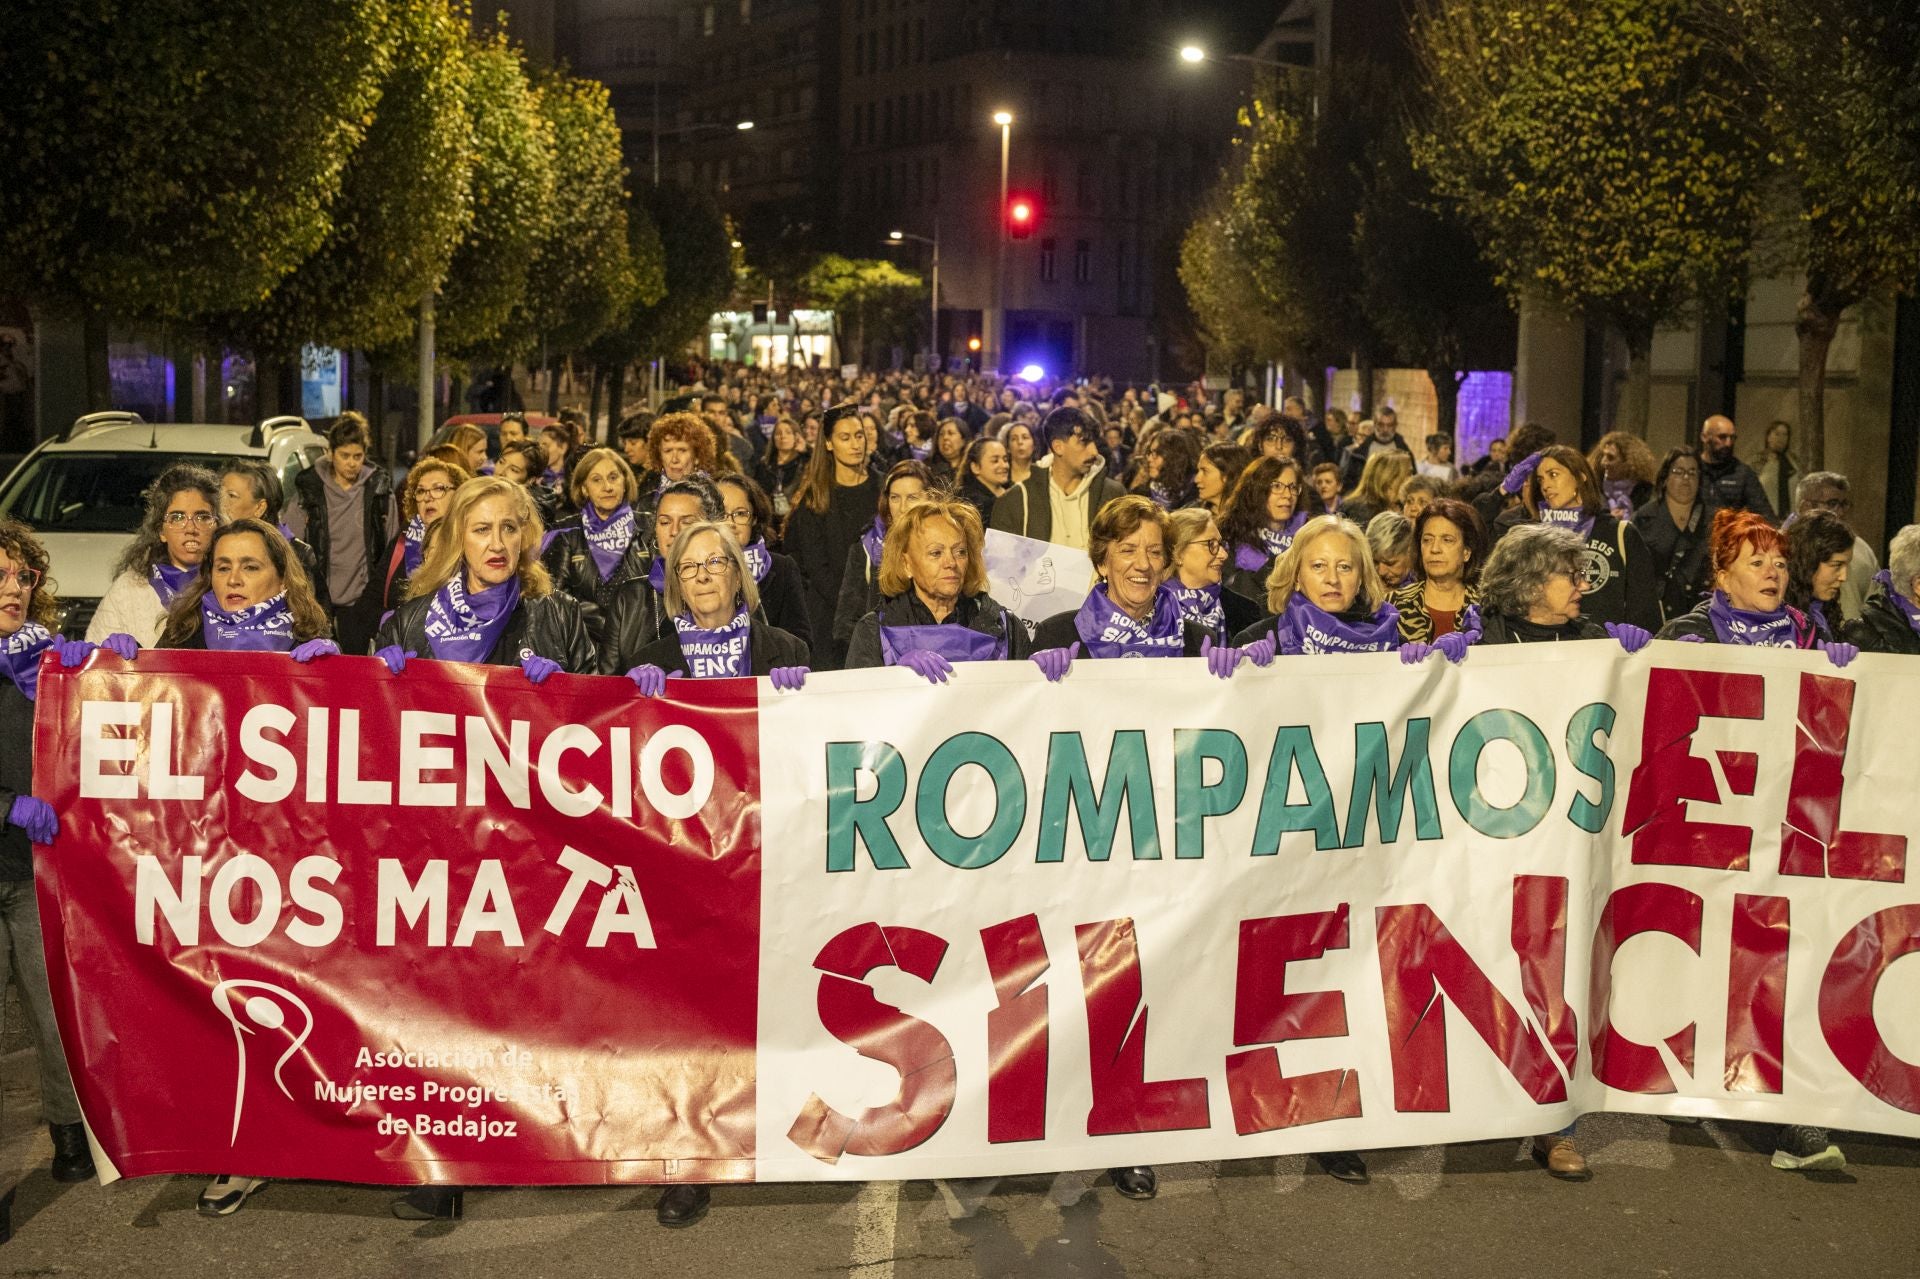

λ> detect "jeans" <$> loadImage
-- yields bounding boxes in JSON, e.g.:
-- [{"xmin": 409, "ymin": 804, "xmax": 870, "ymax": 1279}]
[{"xmin": 0, "ymin": 878, "xmax": 83, "ymax": 1124}]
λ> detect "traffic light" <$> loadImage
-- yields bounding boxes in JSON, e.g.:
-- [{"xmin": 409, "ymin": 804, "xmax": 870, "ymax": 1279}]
[{"xmin": 1007, "ymin": 194, "xmax": 1036, "ymax": 240}]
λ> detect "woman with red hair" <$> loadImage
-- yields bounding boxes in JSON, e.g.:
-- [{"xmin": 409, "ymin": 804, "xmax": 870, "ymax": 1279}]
[{"xmin": 1657, "ymin": 510, "xmax": 1857, "ymax": 670}]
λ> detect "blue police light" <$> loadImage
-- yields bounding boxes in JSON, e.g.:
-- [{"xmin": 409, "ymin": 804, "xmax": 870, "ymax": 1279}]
[{"xmin": 1018, "ymin": 364, "xmax": 1046, "ymax": 384}]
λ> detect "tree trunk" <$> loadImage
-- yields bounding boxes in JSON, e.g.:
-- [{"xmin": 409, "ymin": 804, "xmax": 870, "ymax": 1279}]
[
  {"xmin": 607, "ymin": 365, "xmax": 626, "ymax": 436},
  {"xmin": 448, "ymin": 374, "xmax": 466, "ymax": 420},
  {"xmin": 1619, "ymin": 331, "xmax": 1652, "ymax": 439},
  {"xmin": 82, "ymin": 309, "xmax": 111, "ymax": 410},
  {"xmin": 1299, "ymin": 362, "xmax": 1328, "ymax": 419},
  {"xmin": 588, "ymin": 368, "xmax": 603, "ymax": 436},
  {"xmin": 369, "ymin": 368, "xmax": 391, "ymax": 470},
  {"xmin": 1797, "ymin": 287, "xmax": 1845, "ymax": 471},
  {"xmin": 1429, "ymin": 367, "xmax": 1462, "ymax": 439},
  {"xmin": 545, "ymin": 354, "xmax": 562, "ymax": 414},
  {"xmin": 1353, "ymin": 350, "xmax": 1375, "ymax": 418}
]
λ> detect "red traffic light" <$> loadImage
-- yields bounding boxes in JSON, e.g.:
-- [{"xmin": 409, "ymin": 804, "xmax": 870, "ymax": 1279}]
[{"xmin": 1007, "ymin": 195, "xmax": 1036, "ymax": 239}]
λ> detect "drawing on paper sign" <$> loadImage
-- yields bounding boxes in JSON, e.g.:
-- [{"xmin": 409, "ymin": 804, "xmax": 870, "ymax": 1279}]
[
  {"xmin": 984, "ymin": 530, "xmax": 1095, "ymax": 629},
  {"xmin": 213, "ymin": 979, "xmax": 321, "ymax": 1144}
]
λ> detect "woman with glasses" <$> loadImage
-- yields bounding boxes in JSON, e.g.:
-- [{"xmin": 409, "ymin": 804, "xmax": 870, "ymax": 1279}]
[
  {"xmin": 598, "ymin": 478, "xmax": 725, "ymax": 675},
  {"xmin": 1135, "ymin": 429, "xmax": 1199, "ymax": 511},
  {"xmin": 1219, "ymin": 457, "xmax": 1308, "ymax": 608},
  {"xmin": 622, "ymin": 520, "xmax": 810, "ymax": 692},
  {"xmin": 382, "ymin": 459, "xmax": 473, "ymax": 620},
  {"xmin": 542, "ymin": 448, "xmax": 650, "ymax": 649},
  {"xmin": 1166, "ymin": 507, "xmax": 1264, "ymax": 641},
  {"xmin": 88, "ymin": 463, "xmax": 224, "ymax": 648},
  {"xmin": 714, "ymin": 473, "xmax": 812, "ymax": 651},
  {"xmin": 843, "ymin": 499, "xmax": 1029, "ymax": 676},
  {"xmin": 832, "ymin": 459, "xmax": 933, "ymax": 662},
  {"xmin": 1633, "ymin": 448, "xmax": 1712, "ymax": 624},
  {"xmin": 1493, "ymin": 445, "xmax": 1659, "ymax": 631}
]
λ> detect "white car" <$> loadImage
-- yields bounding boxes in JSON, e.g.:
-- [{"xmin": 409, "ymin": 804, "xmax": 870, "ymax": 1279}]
[{"xmin": 0, "ymin": 412, "xmax": 328, "ymax": 638}]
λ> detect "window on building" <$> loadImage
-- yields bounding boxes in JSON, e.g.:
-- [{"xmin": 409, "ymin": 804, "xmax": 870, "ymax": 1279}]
[
  {"xmin": 1040, "ymin": 238, "xmax": 1057, "ymax": 284},
  {"xmin": 1075, "ymin": 239, "xmax": 1092, "ymax": 284},
  {"xmin": 702, "ymin": 4, "xmax": 715, "ymax": 36}
]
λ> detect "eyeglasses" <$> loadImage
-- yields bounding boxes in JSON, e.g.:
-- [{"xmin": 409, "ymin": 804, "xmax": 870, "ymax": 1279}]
[
  {"xmin": 677, "ymin": 554, "xmax": 736, "ymax": 580},
  {"xmin": 164, "ymin": 511, "xmax": 218, "ymax": 527},
  {"xmin": 724, "ymin": 508, "xmax": 753, "ymax": 525},
  {"xmin": 0, "ymin": 567, "xmax": 42, "ymax": 592},
  {"xmin": 1192, "ymin": 538, "xmax": 1225, "ymax": 556},
  {"xmin": 416, "ymin": 483, "xmax": 456, "ymax": 501},
  {"xmin": 1269, "ymin": 481, "xmax": 1302, "ymax": 496}
]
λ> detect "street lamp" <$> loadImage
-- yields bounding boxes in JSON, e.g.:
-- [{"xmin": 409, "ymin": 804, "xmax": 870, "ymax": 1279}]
[
  {"xmin": 886, "ymin": 226, "xmax": 941, "ymax": 370},
  {"xmin": 1175, "ymin": 43, "xmax": 1315, "ymax": 114},
  {"xmin": 990, "ymin": 110, "xmax": 1013, "ymax": 375},
  {"xmin": 649, "ymin": 82, "xmax": 756, "ymax": 187}
]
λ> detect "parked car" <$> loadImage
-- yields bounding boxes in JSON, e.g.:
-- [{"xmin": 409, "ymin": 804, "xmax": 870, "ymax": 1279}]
[{"xmin": 0, "ymin": 412, "xmax": 327, "ymax": 637}]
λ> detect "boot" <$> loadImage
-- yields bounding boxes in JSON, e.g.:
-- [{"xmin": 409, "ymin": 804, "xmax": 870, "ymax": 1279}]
[
  {"xmin": 48, "ymin": 1123, "xmax": 94, "ymax": 1183},
  {"xmin": 655, "ymin": 1184, "xmax": 710, "ymax": 1228},
  {"xmin": 1107, "ymin": 1166, "xmax": 1157, "ymax": 1200},
  {"xmin": 1533, "ymin": 1132, "xmax": 1592, "ymax": 1181}
]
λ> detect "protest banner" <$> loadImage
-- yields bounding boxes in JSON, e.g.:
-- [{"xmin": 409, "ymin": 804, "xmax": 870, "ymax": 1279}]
[{"xmin": 32, "ymin": 644, "xmax": 1920, "ymax": 1186}]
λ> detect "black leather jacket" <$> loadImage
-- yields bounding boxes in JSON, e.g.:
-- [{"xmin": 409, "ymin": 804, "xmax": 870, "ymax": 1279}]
[
  {"xmin": 541, "ymin": 526, "xmax": 654, "ymax": 651},
  {"xmin": 596, "ymin": 577, "xmax": 672, "ymax": 675},
  {"xmin": 1843, "ymin": 586, "xmax": 1920, "ymax": 656},
  {"xmin": 629, "ymin": 619, "xmax": 810, "ymax": 676},
  {"xmin": 844, "ymin": 591, "xmax": 1031, "ymax": 668},
  {"xmin": 373, "ymin": 589, "xmax": 597, "ymax": 673}
]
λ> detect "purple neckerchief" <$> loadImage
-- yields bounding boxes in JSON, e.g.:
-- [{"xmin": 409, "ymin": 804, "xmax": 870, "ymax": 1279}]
[
  {"xmin": 1276, "ymin": 593, "xmax": 1402, "ymax": 655},
  {"xmin": 1232, "ymin": 542, "xmax": 1269, "ymax": 573},
  {"xmin": 1073, "ymin": 583, "xmax": 1186, "ymax": 659},
  {"xmin": 1539, "ymin": 504, "xmax": 1596, "ymax": 539},
  {"xmin": 880, "ymin": 618, "xmax": 1006, "ymax": 665},
  {"xmin": 860, "ymin": 518, "xmax": 886, "ymax": 567},
  {"xmin": 539, "ymin": 467, "xmax": 565, "ymax": 491},
  {"xmin": 402, "ymin": 515, "xmax": 427, "ymax": 576},
  {"xmin": 583, "ymin": 502, "xmax": 636, "ymax": 582},
  {"xmin": 1260, "ymin": 511, "xmax": 1308, "ymax": 558},
  {"xmin": 0, "ymin": 623, "xmax": 54, "ymax": 701},
  {"xmin": 1148, "ymin": 481, "xmax": 1174, "ymax": 509},
  {"xmin": 1809, "ymin": 598, "xmax": 1828, "ymax": 635},
  {"xmin": 673, "ymin": 606, "xmax": 751, "ymax": 678},
  {"xmin": 1875, "ymin": 570, "xmax": 1920, "ymax": 637},
  {"xmin": 1167, "ymin": 579, "xmax": 1225, "ymax": 638},
  {"xmin": 1706, "ymin": 590, "xmax": 1806, "ymax": 648},
  {"xmin": 742, "ymin": 538, "xmax": 772, "ymax": 584},
  {"xmin": 478, "ymin": 462, "xmax": 494, "ymax": 477},
  {"xmin": 423, "ymin": 574, "xmax": 522, "ymax": 663},
  {"xmin": 1602, "ymin": 478, "xmax": 1636, "ymax": 521},
  {"xmin": 201, "ymin": 592, "xmax": 297, "ymax": 652},
  {"xmin": 277, "ymin": 521, "xmax": 297, "ymax": 544},
  {"xmin": 150, "ymin": 561, "xmax": 198, "ymax": 607},
  {"xmin": 648, "ymin": 556, "xmax": 668, "ymax": 593}
]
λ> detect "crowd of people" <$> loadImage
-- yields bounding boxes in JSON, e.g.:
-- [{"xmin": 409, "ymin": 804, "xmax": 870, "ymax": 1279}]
[{"xmin": 0, "ymin": 361, "xmax": 1908, "ymax": 1233}]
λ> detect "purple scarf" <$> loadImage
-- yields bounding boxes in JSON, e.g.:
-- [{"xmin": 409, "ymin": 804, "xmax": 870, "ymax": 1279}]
[
  {"xmin": 583, "ymin": 503, "xmax": 636, "ymax": 582},
  {"xmin": 648, "ymin": 556, "xmax": 668, "ymax": 593},
  {"xmin": 860, "ymin": 518, "xmax": 886, "ymax": 567},
  {"xmin": 1260, "ymin": 511, "xmax": 1309, "ymax": 558},
  {"xmin": 538, "ymin": 466, "xmax": 565, "ymax": 492},
  {"xmin": 742, "ymin": 538, "xmax": 772, "ymax": 584},
  {"xmin": 1276, "ymin": 593, "xmax": 1402, "ymax": 655},
  {"xmin": 1706, "ymin": 590, "xmax": 1804, "ymax": 648},
  {"xmin": 423, "ymin": 574, "xmax": 522, "ymax": 663},
  {"xmin": 402, "ymin": 515, "xmax": 427, "ymax": 576},
  {"xmin": 1602, "ymin": 478, "xmax": 1637, "ymax": 521},
  {"xmin": 0, "ymin": 623, "xmax": 54, "ymax": 701},
  {"xmin": 150, "ymin": 561, "xmax": 198, "ymax": 607},
  {"xmin": 1167, "ymin": 580, "xmax": 1225, "ymax": 638},
  {"xmin": 673, "ymin": 606, "xmax": 752, "ymax": 678},
  {"xmin": 1073, "ymin": 583, "xmax": 1186, "ymax": 659},
  {"xmin": 1148, "ymin": 481, "xmax": 1174, "ymax": 510},
  {"xmin": 1875, "ymin": 570, "xmax": 1920, "ymax": 637},
  {"xmin": 200, "ymin": 593, "xmax": 296, "ymax": 652},
  {"xmin": 1540, "ymin": 504, "xmax": 1597, "ymax": 539},
  {"xmin": 880, "ymin": 616, "xmax": 1006, "ymax": 665}
]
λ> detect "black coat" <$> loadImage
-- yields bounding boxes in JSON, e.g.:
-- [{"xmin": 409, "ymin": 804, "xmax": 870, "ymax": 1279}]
[
  {"xmin": 1655, "ymin": 599, "xmax": 1817, "ymax": 647},
  {"xmin": 629, "ymin": 619, "xmax": 810, "ymax": 677},
  {"xmin": 958, "ymin": 475, "xmax": 1001, "ymax": 525},
  {"xmin": 541, "ymin": 524, "xmax": 654, "ymax": 651},
  {"xmin": 833, "ymin": 540, "xmax": 882, "ymax": 654},
  {"xmin": 1699, "ymin": 455, "xmax": 1776, "ymax": 520},
  {"xmin": 597, "ymin": 577, "xmax": 672, "ymax": 675},
  {"xmin": 1478, "ymin": 609, "xmax": 1608, "ymax": 645},
  {"xmin": 1032, "ymin": 609, "xmax": 1208, "ymax": 657},
  {"xmin": 374, "ymin": 590, "xmax": 597, "ymax": 674},
  {"xmin": 756, "ymin": 551, "xmax": 814, "ymax": 653},
  {"xmin": 0, "ymin": 681, "xmax": 36, "ymax": 881},
  {"xmin": 1492, "ymin": 508, "xmax": 1660, "ymax": 632},
  {"xmin": 1842, "ymin": 585, "xmax": 1920, "ymax": 656},
  {"xmin": 844, "ymin": 591, "xmax": 1031, "ymax": 668},
  {"xmin": 1633, "ymin": 497, "xmax": 1711, "ymax": 624},
  {"xmin": 785, "ymin": 477, "xmax": 880, "ymax": 668},
  {"xmin": 293, "ymin": 464, "xmax": 396, "ymax": 608}
]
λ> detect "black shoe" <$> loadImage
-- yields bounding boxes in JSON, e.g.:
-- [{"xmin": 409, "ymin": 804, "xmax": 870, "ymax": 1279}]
[
  {"xmin": 391, "ymin": 1187, "xmax": 464, "ymax": 1221},
  {"xmin": 1314, "ymin": 1150, "xmax": 1370, "ymax": 1184},
  {"xmin": 1107, "ymin": 1166, "xmax": 1157, "ymax": 1200},
  {"xmin": 656, "ymin": 1184, "xmax": 710, "ymax": 1228},
  {"xmin": 47, "ymin": 1124, "xmax": 94, "ymax": 1183},
  {"xmin": 0, "ymin": 1186, "xmax": 13, "ymax": 1245},
  {"xmin": 197, "ymin": 1176, "xmax": 269, "ymax": 1218}
]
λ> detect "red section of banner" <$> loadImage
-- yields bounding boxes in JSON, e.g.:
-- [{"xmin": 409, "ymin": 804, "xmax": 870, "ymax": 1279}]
[{"xmin": 33, "ymin": 652, "xmax": 760, "ymax": 1186}]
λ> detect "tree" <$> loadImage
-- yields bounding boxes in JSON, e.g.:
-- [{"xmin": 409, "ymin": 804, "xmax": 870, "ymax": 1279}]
[
  {"xmin": 1413, "ymin": 0, "xmax": 1760, "ymax": 435},
  {"xmin": 800, "ymin": 256, "xmax": 927, "ymax": 367},
  {"xmin": 1179, "ymin": 176, "xmax": 1291, "ymax": 377},
  {"xmin": 1708, "ymin": 0, "xmax": 1920, "ymax": 466},
  {"xmin": 582, "ymin": 195, "xmax": 671, "ymax": 428},
  {"xmin": 0, "ymin": 0, "xmax": 393, "ymax": 352},
  {"xmin": 622, "ymin": 183, "xmax": 732, "ymax": 366},
  {"xmin": 437, "ymin": 26, "xmax": 557, "ymax": 365}
]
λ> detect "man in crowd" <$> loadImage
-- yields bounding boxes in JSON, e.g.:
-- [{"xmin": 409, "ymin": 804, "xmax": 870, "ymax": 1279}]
[
  {"xmin": 1281, "ymin": 395, "xmax": 1337, "ymax": 464},
  {"xmin": 286, "ymin": 413, "xmax": 398, "ymax": 655},
  {"xmin": 1340, "ymin": 405, "xmax": 1412, "ymax": 489},
  {"xmin": 1698, "ymin": 414, "xmax": 1775, "ymax": 519},
  {"xmin": 988, "ymin": 406, "xmax": 1124, "ymax": 551},
  {"xmin": 704, "ymin": 395, "xmax": 757, "ymax": 473},
  {"xmin": 1797, "ymin": 471, "xmax": 1879, "ymax": 621}
]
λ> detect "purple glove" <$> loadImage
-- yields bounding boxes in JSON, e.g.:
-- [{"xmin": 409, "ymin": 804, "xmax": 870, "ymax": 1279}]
[
  {"xmin": 98, "ymin": 632, "xmax": 139, "ymax": 661},
  {"xmin": 896, "ymin": 649, "xmax": 953, "ymax": 684},
  {"xmin": 1674, "ymin": 634, "xmax": 1707, "ymax": 643},
  {"xmin": 1200, "ymin": 634, "xmax": 1242, "ymax": 679},
  {"xmin": 290, "ymin": 638, "xmax": 339, "ymax": 664},
  {"xmin": 1500, "ymin": 451, "xmax": 1543, "ymax": 495},
  {"xmin": 54, "ymin": 637, "xmax": 99, "ymax": 668},
  {"xmin": 7, "ymin": 795, "xmax": 56, "ymax": 845},
  {"xmin": 521, "ymin": 654, "xmax": 562, "ymax": 685},
  {"xmin": 1399, "ymin": 641, "xmax": 1435, "ymax": 665},
  {"xmin": 374, "ymin": 645, "xmax": 413, "ymax": 675},
  {"xmin": 769, "ymin": 665, "xmax": 809, "ymax": 692},
  {"xmin": 1030, "ymin": 644, "xmax": 1076, "ymax": 683},
  {"xmin": 625, "ymin": 664, "xmax": 667, "ymax": 697},
  {"xmin": 1605, "ymin": 622, "xmax": 1653, "ymax": 654},
  {"xmin": 1821, "ymin": 640, "xmax": 1859, "ymax": 669},
  {"xmin": 1434, "ymin": 630, "xmax": 1476, "ymax": 664},
  {"xmin": 1241, "ymin": 635, "xmax": 1277, "ymax": 668}
]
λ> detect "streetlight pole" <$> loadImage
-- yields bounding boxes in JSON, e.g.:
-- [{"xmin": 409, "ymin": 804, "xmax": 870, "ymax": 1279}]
[
  {"xmin": 888, "ymin": 225, "xmax": 941, "ymax": 371},
  {"xmin": 992, "ymin": 110, "xmax": 1012, "ymax": 376}
]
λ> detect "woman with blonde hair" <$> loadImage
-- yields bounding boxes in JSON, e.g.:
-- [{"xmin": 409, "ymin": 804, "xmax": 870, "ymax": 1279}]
[
  {"xmin": 1588, "ymin": 431, "xmax": 1658, "ymax": 520},
  {"xmin": 843, "ymin": 499, "xmax": 1028, "ymax": 676},
  {"xmin": 1341, "ymin": 450, "xmax": 1412, "ymax": 529},
  {"xmin": 1225, "ymin": 514, "xmax": 1408, "ymax": 662}
]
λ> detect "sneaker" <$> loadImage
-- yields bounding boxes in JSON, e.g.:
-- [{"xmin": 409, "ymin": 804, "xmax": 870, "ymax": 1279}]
[
  {"xmin": 197, "ymin": 1176, "xmax": 269, "ymax": 1217},
  {"xmin": 1533, "ymin": 1133, "xmax": 1592, "ymax": 1181},
  {"xmin": 1771, "ymin": 1125, "xmax": 1845, "ymax": 1172}
]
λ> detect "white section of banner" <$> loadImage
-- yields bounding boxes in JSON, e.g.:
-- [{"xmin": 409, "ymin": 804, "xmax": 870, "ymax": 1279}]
[{"xmin": 755, "ymin": 644, "xmax": 1920, "ymax": 1182}]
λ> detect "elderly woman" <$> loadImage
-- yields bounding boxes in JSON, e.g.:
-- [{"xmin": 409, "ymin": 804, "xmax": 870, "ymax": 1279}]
[
  {"xmin": 1657, "ymin": 510, "xmax": 1856, "ymax": 669},
  {"xmin": 88, "ymin": 463, "xmax": 224, "ymax": 648},
  {"xmin": 1470, "ymin": 524, "xmax": 1650, "ymax": 648},
  {"xmin": 1844, "ymin": 525, "xmax": 1920, "ymax": 654},
  {"xmin": 833, "ymin": 459, "xmax": 933, "ymax": 657},
  {"xmin": 623, "ymin": 520, "xmax": 809, "ymax": 699},
  {"xmin": 384, "ymin": 457, "xmax": 472, "ymax": 617},
  {"xmin": 1226, "ymin": 515, "xmax": 1405, "ymax": 670},
  {"xmin": 957, "ymin": 436, "xmax": 1010, "ymax": 524},
  {"xmin": 1393, "ymin": 499, "xmax": 1488, "ymax": 646},
  {"xmin": 1589, "ymin": 431, "xmax": 1658, "ymax": 521},
  {"xmin": 373, "ymin": 477, "xmax": 595, "ymax": 688},
  {"xmin": 641, "ymin": 411, "xmax": 719, "ymax": 496},
  {"xmin": 542, "ymin": 448, "xmax": 650, "ymax": 646},
  {"xmin": 1366, "ymin": 511, "xmax": 1416, "ymax": 590},
  {"xmin": 1785, "ymin": 510, "xmax": 1855, "ymax": 643},
  {"xmin": 598, "ymin": 477, "xmax": 725, "ymax": 675},
  {"xmin": 1167, "ymin": 507, "xmax": 1264, "ymax": 641},
  {"xmin": 1220, "ymin": 457, "xmax": 1309, "ymax": 606},
  {"xmin": 1494, "ymin": 445, "xmax": 1659, "ymax": 631},
  {"xmin": 843, "ymin": 499, "xmax": 1029, "ymax": 676},
  {"xmin": 1633, "ymin": 448, "xmax": 1711, "ymax": 624}
]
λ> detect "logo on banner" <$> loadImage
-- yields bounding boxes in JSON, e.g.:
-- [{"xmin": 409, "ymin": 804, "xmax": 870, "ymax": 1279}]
[{"xmin": 214, "ymin": 979, "xmax": 324, "ymax": 1144}]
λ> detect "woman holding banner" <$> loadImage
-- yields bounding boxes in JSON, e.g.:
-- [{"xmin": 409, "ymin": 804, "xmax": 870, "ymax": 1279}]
[
  {"xmin": 843, "ymin": 499, "xmax": 1030, "ymax": 676},
  {"xmin": 715, "ymin": 474, "xmax": 813, "ymax": 651},
  {"xmin": 832, "ymin": 459, "xmax": 932, "ymax": 662},
  {"xmin": 1656, "ymin": 511, "xmax": 1858, "ymax": 676},
  {"xmin": 624, "ymin": 519, "xmax": 810, "ymax": 687},
  {"xmin": 87, "ymin": 463, "xmax": 224, "ymax": 648},
  {"xmin": 383, "ymin": 457, "xmax": 473, "ymax": 619},
  {"xmin": 1219, "ymin": 457, "xmax": 1308, "ymax": 608},
  {"xmin": 1459, "ymin": 523, "xmax": 1651, "ymax": 652},
  {"xmin": 1167, "ymin": 508, "xmax": 1263, "ymax": 641},
  {"xmin": 1844, "ymin": 525, "xmax": 1920, "ymax": 654},
  {"xmin": 542, "ymin": 448, "xmax": 651, "ymax": 648},
  {"xmin": 1391, "ymin": 499, "xmax": 1486, "ymax": 645},
  {"xmin": 598, "ymin": 478, "xmax": 726, "ymax": 675}
]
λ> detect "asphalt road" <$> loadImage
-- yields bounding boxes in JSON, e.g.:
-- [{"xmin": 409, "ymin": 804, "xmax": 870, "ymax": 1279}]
[{"xmin": 2, "ymin": 1097, "xmax": 1915, "ymax": 1279}]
